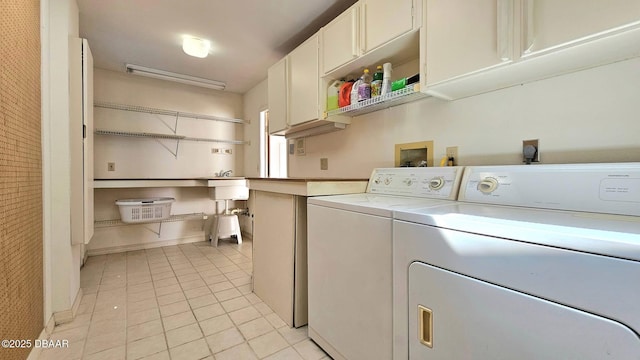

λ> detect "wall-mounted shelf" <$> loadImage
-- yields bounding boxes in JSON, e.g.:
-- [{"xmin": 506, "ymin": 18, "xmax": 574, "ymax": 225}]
[
  {"xmin": 95, "ymin": 101, "xmax": 249, "ymax": 125},
  {"xmin": 324, "ymin": 83, "xmax": 428, "ymax": 118},
  {"xmin": 95, "ymin": 129, "xmax": 247, "ymax": 145},
  {"xmin": 95, "ymin": 212, "xmax": 206, "ymax": 227},
  {"xmin": 95, "ymin": 129, "xmax": 248, "ymax": 158},
  {"xmin": 95, "ymin": 213, "xmax": 207, "ymax": 237},
  {"xmin": 94, "ymin": 101, "xmax": 249, "ymax": 158}
]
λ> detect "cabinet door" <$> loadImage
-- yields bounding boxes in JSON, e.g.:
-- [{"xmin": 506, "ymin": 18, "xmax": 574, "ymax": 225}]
[
  {"xmin": 253, "ymin": 191, "xmax": 296, "ymax": 326},
  {"xmin": 267, "ymin": 57, "xmax": 288, "ymax": 134},
  {"xmin": 288, "ymin": 33, "xmax": 319, "ymax": 126},
  {"xmin": 361, "ymin": 0, "xmax": 415, "ymax": 53},
  {"xmin": 425, "ymin": 0, "xmax": 511, "ymax": 86},
  {"xmin": 322, "ymin": 3, "xmax": 360, "ymax": 75},
  {"xmin": 82, "ymin": 39, "xmax": 94, "ymax": 245},
  {"xmin": 522, "ymin": 0, "xmax": 640, "ymax": 56}
]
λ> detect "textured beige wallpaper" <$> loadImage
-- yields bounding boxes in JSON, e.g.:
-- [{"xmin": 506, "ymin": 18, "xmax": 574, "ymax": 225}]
[{"xmin": 0, "ymin": 1, "xmax": 43, "ymax": 359}]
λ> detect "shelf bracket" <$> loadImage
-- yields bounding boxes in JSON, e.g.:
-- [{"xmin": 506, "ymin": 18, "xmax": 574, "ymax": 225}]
[{"xmin": 152, "ymin": 138, "xmax": 180, "ymax": 158}]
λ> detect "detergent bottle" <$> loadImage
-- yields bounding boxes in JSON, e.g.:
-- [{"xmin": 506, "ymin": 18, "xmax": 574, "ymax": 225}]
[{"xmin": 327, "ymin": 79, "xmax": 344, "ymax": 111}]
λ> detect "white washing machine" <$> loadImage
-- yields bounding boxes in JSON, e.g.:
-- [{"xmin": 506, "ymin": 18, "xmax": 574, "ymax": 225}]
[
  {"xmin": 307, "ymin": 167, "xmax": 465, "ymax": 360},
  {"xmin": 393, "ymin": 163, "xmax": 640, "ymax": 359}
]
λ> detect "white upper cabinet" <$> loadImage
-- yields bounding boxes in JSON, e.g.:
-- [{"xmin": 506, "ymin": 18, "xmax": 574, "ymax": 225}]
[
  {"xmin": 322, "ymin": 3, "xmax": 360, "ymax": 74},
  {"xmin": 423, "ymin": 0, "xmax": 640, "ymax": 100},
  {"xmin": 521, "ymin": 0, "xmax": 640, "ymax": 56},
  {"xmin": 321, "ymin": 0, "xmax": 419, "ymax": 77},
  {"xmin": 361, "ymin": 0, "xmax": 416, "ymax": 53},
  {"xmin": 268, "ymin": 57, "xmax": 288, "ymax": 134},
  {"xmin": 289, "ymin": 33, "xmax": 320, "ymax": 126},
  {"xmin": 425, "ymin": 0, "xmax": 511, "ymax": 86}
]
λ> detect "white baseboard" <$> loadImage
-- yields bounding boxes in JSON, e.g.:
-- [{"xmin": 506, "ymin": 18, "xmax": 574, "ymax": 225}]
[
  {"xmin": 86, "ymin": 235, "xmax": 207, "ymax": 256},
  {"xmin": 53, "ymin": 288, "xmax": 83, "ymax": 325},
  {"xmin": 27, "ymin": 304, "xmax": 64, "ymax": 360}
]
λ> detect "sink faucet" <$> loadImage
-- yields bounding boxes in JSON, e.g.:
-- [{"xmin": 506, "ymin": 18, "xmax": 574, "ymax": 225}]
[{"xmin": 217, "ymin": 170, "xmax": 233, "ymax": 177}]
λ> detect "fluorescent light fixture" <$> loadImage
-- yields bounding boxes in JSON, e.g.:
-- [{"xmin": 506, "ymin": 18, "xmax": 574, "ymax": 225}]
[
  {"xmin": 125, "ymin": 64, "xmax": 226, "ymax": 90},
  {"xmin": 182, "ymin": 36, "xmax": 211, "ymax": 58}
]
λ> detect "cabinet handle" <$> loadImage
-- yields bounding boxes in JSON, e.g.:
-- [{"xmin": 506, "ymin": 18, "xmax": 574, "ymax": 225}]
[
  {"xmin": 523, "ymin": 0, "xmax": 535, "ymax": 53},
  {"xmin": 497, "ymin": 0, "xmax": 512, "ymax": 61},
  {"xmin": 352, "ymin": 7, "xmax": 359, "ymax": 57}
]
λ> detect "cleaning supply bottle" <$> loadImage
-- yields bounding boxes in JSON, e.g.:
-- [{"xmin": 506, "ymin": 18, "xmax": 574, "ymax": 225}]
[
  {"xmin": 350, "ymin": 76, "xmax": 362, "ymax": 105},
  {"xmin": 327, "ymin": 79, "xmax": 344, "ymax": 111},
  {"xmin": 338, "ymin": 80, "xmax": 354, "ymax": 108},
  {"xmin": 357, "ymin": 68, "xmax": 372, "ymax": 102},
  {"xmin": 381, "ymin": 62, "xmax": 392, "ymax": 95},
  {"xmin": 371, "ymin": 65, "xmax": 383, "ymax": 97}
]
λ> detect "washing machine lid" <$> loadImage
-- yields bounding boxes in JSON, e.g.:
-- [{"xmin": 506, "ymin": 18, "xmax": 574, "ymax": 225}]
[
  {"xmin": 307, "ymin": 167, "xmax": 465, "ymax": 216},
  {"xmin": 308, "ymin": 193, "xmax": 455, "ymax": 217},
  {"xmin": 394, "ymin": 203, "xmax": 640, "ymax": 262}
]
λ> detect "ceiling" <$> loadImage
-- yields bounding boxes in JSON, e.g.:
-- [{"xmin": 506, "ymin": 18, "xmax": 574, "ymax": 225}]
[{"xmin": 77, "ymin": 0, "xmax": 357, "ymax": 94}]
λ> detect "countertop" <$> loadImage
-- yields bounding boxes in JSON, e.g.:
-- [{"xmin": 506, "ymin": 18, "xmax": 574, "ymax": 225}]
[
  {"xmin": 94, "ymin": 178, "xmax": 247, "ymax": 188},
  {"xmin": 93, "ymin": 178, "xmax": 368, "ymax": 195},
  {"xmin": 248, "ymin": 178, "xmax": 368, "ymax": 196}
]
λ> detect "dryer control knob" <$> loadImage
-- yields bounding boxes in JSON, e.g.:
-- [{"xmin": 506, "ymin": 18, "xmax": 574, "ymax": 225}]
[
  {"xmin": 384, "ymin": 178, "xmax": 391, "ymax": 185},
  {"xmin": 404, "ymin": 178, "xmax": 413, "ymax": 186},
  {"xmin": 478, "ymin": 177, "xmax": 499, "ymax": 194},
  {"xmin": 428, "ymin": 177, "xmax": 445, "ymax": 190}
]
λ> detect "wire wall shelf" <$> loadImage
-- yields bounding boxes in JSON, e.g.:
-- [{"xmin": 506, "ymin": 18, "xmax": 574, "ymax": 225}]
[
  {"xmin": 95, "ymin": 213, "xmax": 207, "ymax": 227},
  {"xmin": 325, "ymin": 84, "xmax": 428, "ymax": 118},
  {"xmin": 95, "ymin": 213, "xmax": 207, "ymax": 238},
  {"xmin": 95, "ymin": 101, "xmax": 248, "ymax": 125},
  {"xmin": 94, "ymin": 129, "xmax": 248, "ymax": 158}
]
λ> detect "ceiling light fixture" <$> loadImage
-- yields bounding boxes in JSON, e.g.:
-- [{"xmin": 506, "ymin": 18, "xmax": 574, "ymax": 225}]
[
  {"xmin": 182, "ymin": 36, "xmax": 211, "ymax": 58},
  {"xmin": 125, "ymin": 64, "xmax": 226, "ymax": 90}
]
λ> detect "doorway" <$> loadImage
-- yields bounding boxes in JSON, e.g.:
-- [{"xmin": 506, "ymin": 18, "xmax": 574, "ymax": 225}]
[{"xmin": 260, "ymin": 110, "xmax": 287, "ymax": 178}]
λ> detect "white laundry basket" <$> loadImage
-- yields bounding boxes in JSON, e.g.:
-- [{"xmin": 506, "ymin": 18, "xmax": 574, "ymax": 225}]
[{"xmin": 115, "ymin": 197, "xmax": 175, "ymax": 223}]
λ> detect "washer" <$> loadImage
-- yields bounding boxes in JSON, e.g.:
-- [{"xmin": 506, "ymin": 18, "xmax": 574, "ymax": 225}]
[
  {"xmin": 307, "ymin": 167, "xmax": 464, "ymax": 360},
  {"xmin": 393, "ymin": 163, "xmax": 640, "ymax": 359}
]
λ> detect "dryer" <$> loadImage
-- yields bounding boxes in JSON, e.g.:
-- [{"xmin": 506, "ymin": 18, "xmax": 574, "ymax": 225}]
[
  {"xmin": 393, "ymin": 163, "xmax": 640, "ymax": 359},
  {"xmin": 307, "ymin": 167, "xmax": 464, "ymax": 360}
]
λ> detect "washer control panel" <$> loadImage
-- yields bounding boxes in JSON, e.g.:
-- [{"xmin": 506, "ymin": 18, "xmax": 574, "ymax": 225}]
[
  {"xmin": 460, "ymin": 163, "xmax": 640, "ymax": 216},
  {"xmin": 368, "ymin": 167, "xmax": 464, "ymax": 199}
]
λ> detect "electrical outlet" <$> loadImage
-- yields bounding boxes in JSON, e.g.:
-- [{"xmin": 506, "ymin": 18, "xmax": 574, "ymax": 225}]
[
  {"xmin": 211, "ymin": 148, "xmax": 221, "ymax": 154},
  {"xmin": 446, "ymin": 146, "xmax": 458, "ymax": 166},
  {"xmin": 296, "ymin": 138, "xmax": 306, "ymax": 156},
  {"xmin": 523, "ymin": 139, "xmax": 540, "ymax": 163},
  {"xmin": 223, "ymin": 148, "xmax": 233, "ymax": 155},
  {"xmin": 108, "ymin": 162, "xmax": 115, "ymax": 171},
  {"xmin": 320, "ymin": 158, "xmax": 328, "ymax": 170}
]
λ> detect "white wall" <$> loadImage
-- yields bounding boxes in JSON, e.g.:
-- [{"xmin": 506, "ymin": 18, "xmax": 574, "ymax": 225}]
[
  {"xmin": 273, "ymin": 57, "xmax": 640, "ymax": 178},
  {"xmin": 93, "ymin": 68, "xmax": 244, "ymax": 179},
  {"xmin": 90, "ymin": 70, "xmax": 248, "ymax": 252},
  {"xmin": 243, "ymin": 78, "xmax": 268, "ymax": 178},
  {"xmin": 42, "ymin": 0, "xmax": 83, "ymax": 321}
]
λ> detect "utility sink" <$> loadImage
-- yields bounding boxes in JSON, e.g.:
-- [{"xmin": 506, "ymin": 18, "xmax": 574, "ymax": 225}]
[{"xmin": 208, "ymin": 177, "xmax": 249, "ymax": 200}]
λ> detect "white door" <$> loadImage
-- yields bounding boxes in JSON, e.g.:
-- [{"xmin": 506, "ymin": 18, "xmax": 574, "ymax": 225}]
[
  {"xmin": 288, "ymin": 33, "xmax": 319, "ymax": 126},
  {"xmin": 267, "ymin": 58, "xmax": 288, "ymax": 134},
  {"xmin": 522, "ymin": 0, "xmax": 640, "ymax": 56},
  {"xmin": 408, "ymin": 262, "xmax": 640, "ymax": 359},
  {"xmin": 361, "ymin": 0, "xmax": 414, "ymax": 53},
  {"xmin": 82, "ymin": 39, "xmax": 94, "ymax": 245},
  {"xmin": 322, "ymin": 3, "xmax": 360, "ymax": 74},
  {"xmin": 425, "ymin": 0, "xmax": 512, "ymax": 86}
]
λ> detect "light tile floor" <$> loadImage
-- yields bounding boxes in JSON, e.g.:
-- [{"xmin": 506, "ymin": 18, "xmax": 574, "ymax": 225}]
[{"xmin": 38, "ymin": 240, "xmax": 330, "ymax": 360}]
